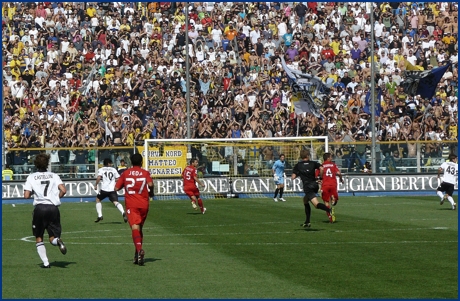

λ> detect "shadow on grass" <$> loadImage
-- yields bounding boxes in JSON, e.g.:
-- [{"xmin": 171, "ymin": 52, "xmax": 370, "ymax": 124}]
[
  {"xmin": 186, "ymin": 212, "xmax": 204, "ymax": 215},
  {"xmin": 126, "ymin": 258, "xmax": 161, "ymax": 264},
  {"xmin": 145, "ymin": 258, "xmax": 161, "ymax": 263},
  {"xmin": 95, "ymin": 222, "xmax": 124, "ymax": 224},
  {"xmin": 45, "ymin": 261, "xmax": 77, "ymax": 268},
  {"xmin": 294, "ymin": 228, "xmax": 321, "ymax": 232}
]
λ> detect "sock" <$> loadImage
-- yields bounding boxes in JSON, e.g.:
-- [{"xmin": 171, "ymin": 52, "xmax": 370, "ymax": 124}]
[
  {"xmin": 279, "ymin": 188, "xmax": 284, "ymax": 198},
  {"xmin": 304, "ymin": 203, "xmax": 311, "ymax": 223},
  {"xmin": 447, "ymin": 196, "xmax": 455, "ymax": 206},
  {"xmin": 36, "ymin": 242, "xmax": 49, "ymax": 266},
  {"xmin": 437, "ymin": 191, "xmax": 444, "ymax": 200},
  {"xmin": 51, "ymin": 238, "xmax": 58, "ymax": 246},
  {"xmin": 317, "ymin": 202, "xmax": 330, "ymax": 212},
  {"xmin": 115, "ymin": 202, "xmax": 125, "ymax": 214},
  {"xmin": 274, "ymin": 188, "xmax": 279, "ymax": 198},
  {"xmin": 96, "ymin": 202, "xmax": 102, "ymax": 217},
  {"xmin": 197, "ymin": 198, "xmax": 204, "ymax": 211},
  {"xmin": 132, "ymin": 229, "xmax": 142, "ymax": 252}
]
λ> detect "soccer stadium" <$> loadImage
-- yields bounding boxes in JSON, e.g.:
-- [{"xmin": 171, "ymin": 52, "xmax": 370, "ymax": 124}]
[{"xmin": 2, "ymin": 2, "xmax": 458, "ymax": 298}]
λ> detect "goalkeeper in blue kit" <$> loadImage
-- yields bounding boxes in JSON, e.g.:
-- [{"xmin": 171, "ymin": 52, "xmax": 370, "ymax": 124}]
[{"xmin": 272, "ymin": 154, "xmax": 286, "ymax": 202}]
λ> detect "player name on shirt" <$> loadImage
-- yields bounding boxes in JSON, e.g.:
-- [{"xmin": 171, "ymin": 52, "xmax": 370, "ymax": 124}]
[{"xmin": 33, "ymin": 174, "xmax": 53, "ymax": 180}]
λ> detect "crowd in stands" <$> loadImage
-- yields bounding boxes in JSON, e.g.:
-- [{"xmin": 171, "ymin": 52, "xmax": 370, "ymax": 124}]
[{"xmin": 2, "ymin": 2, "xmax": 458, "ymax": 172}]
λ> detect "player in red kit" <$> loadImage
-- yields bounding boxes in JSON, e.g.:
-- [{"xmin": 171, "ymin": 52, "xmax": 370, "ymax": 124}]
[
  {"xmin": 320, "ymin": 152, "xmax": 344, "ymax": 223},
  {"xmin": 182, "ymin": 158, "xmax": 206, "ymax": 214},
  {"xmin": 115, "ymin": 153, "xmax": 154, "ymax": 266}
]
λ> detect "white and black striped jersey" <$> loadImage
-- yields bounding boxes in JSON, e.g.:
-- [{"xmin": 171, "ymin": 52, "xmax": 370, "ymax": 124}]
[
  {"xmin": 24, "ymin": 172, "xmax": 63, "ymax": 206},
  {"xmin": 440, "ymin": 161, "xmax": 458, "ymax": 185},
  {"xmin": 97, "ymin": 166, "xmax": 120, "ymax": 192}
]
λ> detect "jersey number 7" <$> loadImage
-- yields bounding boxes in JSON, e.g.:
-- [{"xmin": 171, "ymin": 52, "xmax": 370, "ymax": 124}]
[{"xmin": 41, "ymin": 180, "xmax": 50, "ymax": 196}]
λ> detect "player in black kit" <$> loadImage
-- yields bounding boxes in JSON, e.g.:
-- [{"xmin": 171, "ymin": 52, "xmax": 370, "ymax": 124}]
[{"xmin": 291, "ymin": 149, "xmax": 335, "ymax": 227}]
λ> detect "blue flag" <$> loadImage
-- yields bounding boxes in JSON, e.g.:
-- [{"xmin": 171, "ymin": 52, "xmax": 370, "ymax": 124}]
[
  {"xmin": 403, "ymin": 63, "xmax": 451, "ymax": 98},
  {"xmin": 362, "ymin": 88, "xmax": 382, "ymax": 116}
]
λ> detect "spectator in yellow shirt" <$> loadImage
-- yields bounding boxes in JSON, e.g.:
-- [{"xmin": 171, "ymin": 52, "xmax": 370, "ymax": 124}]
[
  {"xmin": 101, "ymin": 100, "xmax": 112, "ymax": 118},
  {"xmin": 11, "ymin": 66, "xmax": 21, "ymax": 80},
  {"xmin": 105, "ymin": 69, "xmax": 115, "ymax": 81},
  {"xmin": 268, "ymin": 20, "xmax": 278, "ymax": 36},
  {"xmin": 86, "ymin": 3, "xmax": 97, "ymax": 17},
  {"xmin": 441, "ymin": 32, "xmax": 456, "ymax": 45},
  {"xmin": 2, "ymin": 165, "xmax": 14, "ymax": 181},
  {"xmin": 330, "ymin": 37, "xmax": 341, "ymax": 55},
  {"xmin": 119, "ymin": 19, "xmax": 131, "ymax": 32},
  {"xmin": 9, "ymin": 55, "xmax": 21, "ymax": 69}
]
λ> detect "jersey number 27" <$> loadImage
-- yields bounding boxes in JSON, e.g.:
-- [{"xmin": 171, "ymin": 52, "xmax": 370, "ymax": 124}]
[{"xmin": 125, "ymin": 178, "xmax": 146, "ymax": 194}]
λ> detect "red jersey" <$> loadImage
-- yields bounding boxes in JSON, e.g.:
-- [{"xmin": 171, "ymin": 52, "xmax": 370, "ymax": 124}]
[
  {"xmin": 321, "ymin": 48, "xmax": 335, "ymax": 60},
  {"xmin": 223, "ymin": 77, "xmax": 231, "ymax": 90},
  {"xmin": 182, "ymin": 165, "xmax": 198, "ymax": 188},
  {"xmin": 201, "ymin": 17, "xmax": 212, "ymax": 27},
  {"xmin": 115, "ymin": 166, "xmax": 153, "ymax": 209},
  {"xmin": 321, "ymin": 160, "xmax": 340, "ymax": 187}
]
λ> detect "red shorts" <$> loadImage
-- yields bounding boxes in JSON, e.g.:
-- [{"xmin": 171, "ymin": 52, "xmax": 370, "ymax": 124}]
[
  {"xmin": 184, "ymin": 185, "xmax": 200, "ymax": 198},
  {"xmin": 321, "ymin": 185, "xmax": 339, "ymax": 203},
  {"xmin": 126, "ymin": 207, "xmax": 149, "ymax": 227}
]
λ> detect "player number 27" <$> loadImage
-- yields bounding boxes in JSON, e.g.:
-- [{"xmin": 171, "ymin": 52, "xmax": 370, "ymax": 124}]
[{"xmin": 125, "ymin": 177, "xmax": 146, "ymax": 194}]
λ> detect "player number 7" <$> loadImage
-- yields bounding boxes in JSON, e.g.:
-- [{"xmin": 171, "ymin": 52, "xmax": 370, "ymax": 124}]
[{"xmin": 41, "ymin": 180, "xmax": 50, "ymax": 197}]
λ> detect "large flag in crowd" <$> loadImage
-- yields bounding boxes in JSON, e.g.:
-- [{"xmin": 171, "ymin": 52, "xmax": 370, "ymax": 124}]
[
  {"xmin": 281, "ymin": 57, "xmax": 330, "ymax": 117},
  {"xmin": 78, "ymin": 64, "xmax": 99, "ymax": 96},
  {"xmin": 402, "ymin": 63, "xmax": 451, "ymax": 99},
  {"xmin": 362, "ymin": 87, "xmax": 382, "ymax": 116}
]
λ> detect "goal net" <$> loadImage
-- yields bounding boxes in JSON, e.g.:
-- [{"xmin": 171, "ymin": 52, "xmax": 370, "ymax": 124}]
[{"xmin": 142, "ymin": 137, "xmax": 328, "ymax": 200}]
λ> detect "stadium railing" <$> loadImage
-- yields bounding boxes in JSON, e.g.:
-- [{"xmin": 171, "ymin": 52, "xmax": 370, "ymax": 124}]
[{"xmin": 3, "ymin": 140, "xmax": 457, "ymax": 180}]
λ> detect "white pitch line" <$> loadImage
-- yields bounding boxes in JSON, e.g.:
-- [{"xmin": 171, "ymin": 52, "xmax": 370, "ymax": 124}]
[
  {"xmin": 41, "ymin": 227, "xmax": 458, "ymax": 239},
  {"xmin": 10, "ymin": 227, "xmax": 455, "ymax": 243},
  {"xmin": 17, "ymin": 240, "xmax": 459, "ymax": 246}
]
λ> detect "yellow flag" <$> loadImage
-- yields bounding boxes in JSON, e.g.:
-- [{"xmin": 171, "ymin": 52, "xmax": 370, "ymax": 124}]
[{"xmin": 405, "ymin": 60, "xmax": 423, "ymax": 71}]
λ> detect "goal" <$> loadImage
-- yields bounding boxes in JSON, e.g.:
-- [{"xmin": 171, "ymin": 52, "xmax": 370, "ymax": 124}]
[{"xmin": 142, "ymin": 137, "xmax": 328, "ymax": 200}]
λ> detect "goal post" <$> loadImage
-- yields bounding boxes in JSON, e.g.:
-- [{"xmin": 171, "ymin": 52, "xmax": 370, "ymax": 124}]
[{"xmin": 141, "ymin": 137, "xmax": 328, "ymax": 199}]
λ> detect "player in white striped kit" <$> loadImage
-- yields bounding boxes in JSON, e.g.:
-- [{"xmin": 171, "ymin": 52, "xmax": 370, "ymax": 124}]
[
  {"xmin": 437, "ymin": 154, "xmax": 458, "ymax": 210},
  {"xmin": 94, "ymin": 158, "xmax": 127, "ymax": 222},
  {"xmin": 24, "ymin": 153, "xmax": 67, "ymax": 268}
]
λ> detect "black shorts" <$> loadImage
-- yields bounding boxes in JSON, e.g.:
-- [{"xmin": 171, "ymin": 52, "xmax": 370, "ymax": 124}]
[
  {"xmin": 97, "ymin": 190, "xmax": 118, "ymax": 203},
  {"xmin": 437, "ymin": 182, "xmax": 455, "ymax": 196},
  {"xmin": 32, "ymin": 204, "xmax": 62, "ymax": 239},
  {"xmin": 303, "ymin": 182, "xmax": 320, "ymax": 202}
]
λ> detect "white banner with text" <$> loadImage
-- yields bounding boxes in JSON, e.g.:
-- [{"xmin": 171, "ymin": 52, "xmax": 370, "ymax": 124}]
[{"xmin": 2, "ymin": 174, "xmax": 456, "ymax": 199}]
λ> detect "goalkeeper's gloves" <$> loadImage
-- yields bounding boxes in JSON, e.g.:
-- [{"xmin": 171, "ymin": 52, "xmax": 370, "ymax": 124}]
[{"xmin": 273, "ymin": 174, "xmax": 279, "ymax": 181}]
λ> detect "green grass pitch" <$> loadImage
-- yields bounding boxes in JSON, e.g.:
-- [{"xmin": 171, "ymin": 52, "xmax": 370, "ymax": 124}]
[{"xmin": 2, "ymin": 196, "xmax": 458, "ymax": 299}]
